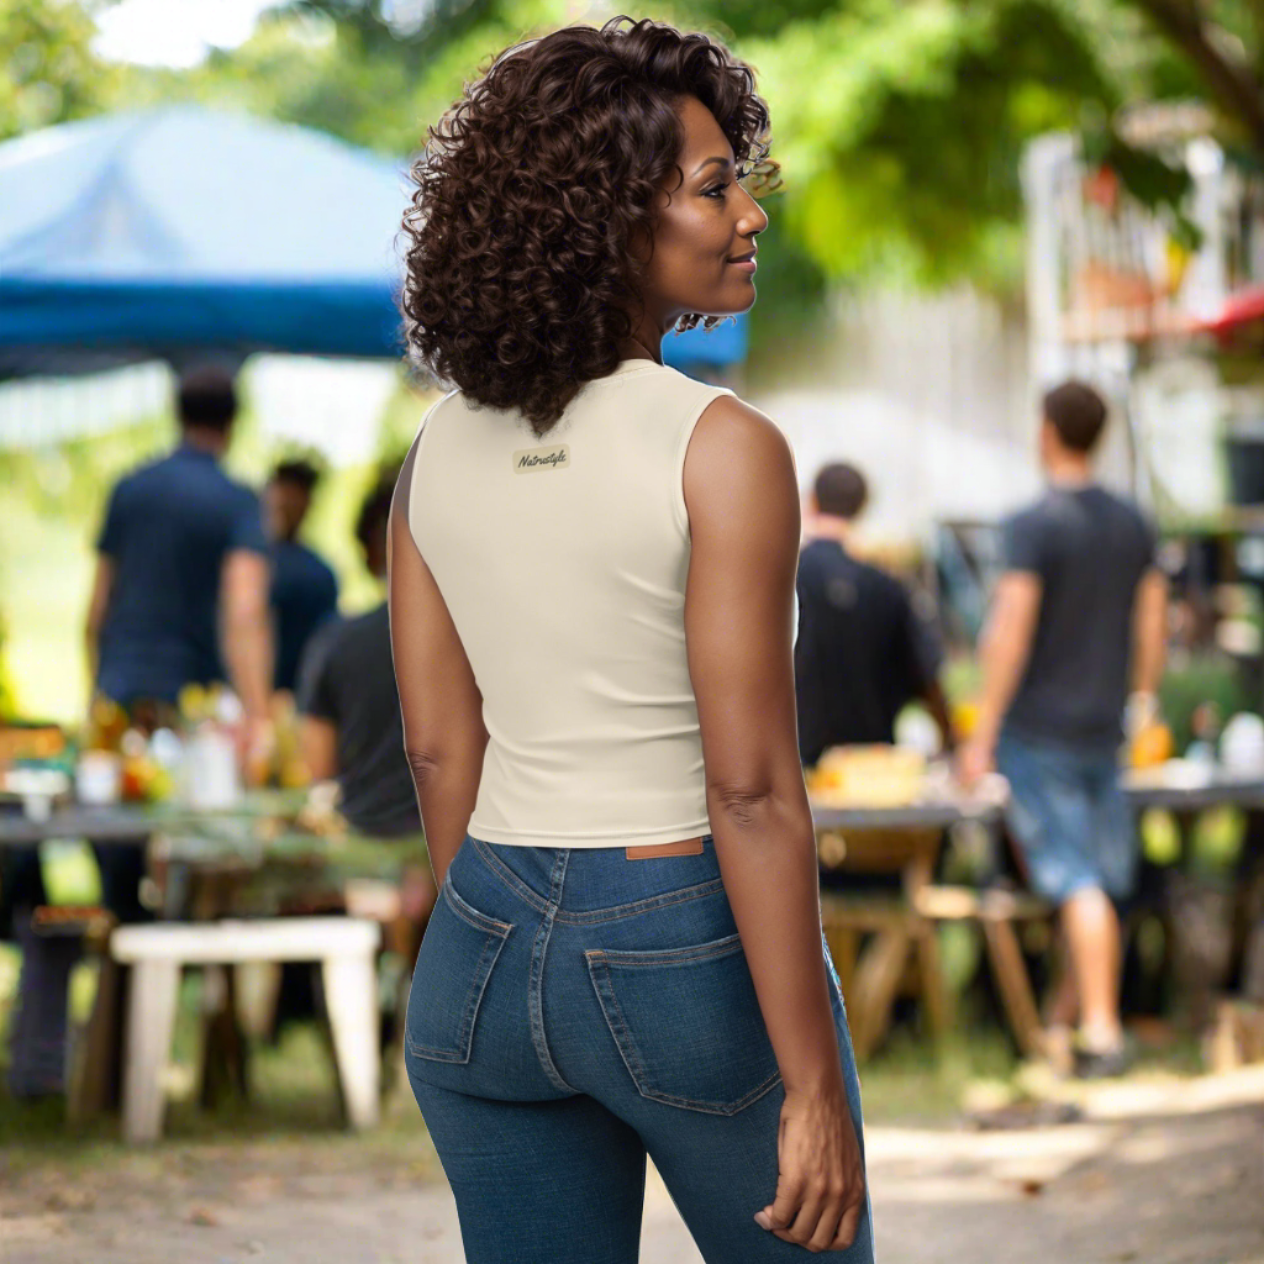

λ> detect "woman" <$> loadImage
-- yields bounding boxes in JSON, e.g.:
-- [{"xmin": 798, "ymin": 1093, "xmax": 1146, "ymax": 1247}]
[{"xmin": 390, "ymin": 17, "xmax": 872, "ymax": 1262}]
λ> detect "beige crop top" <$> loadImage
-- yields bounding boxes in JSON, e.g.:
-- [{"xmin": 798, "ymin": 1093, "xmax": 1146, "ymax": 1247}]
[{"xmin": 406, "ymin": 359, "xmax": 732, "ymax": 848}]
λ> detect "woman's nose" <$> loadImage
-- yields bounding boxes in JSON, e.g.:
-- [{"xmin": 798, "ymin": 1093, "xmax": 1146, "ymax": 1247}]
[{"xmin": 737, "ymin": 187, "xmax": 769, "ymax": 236}]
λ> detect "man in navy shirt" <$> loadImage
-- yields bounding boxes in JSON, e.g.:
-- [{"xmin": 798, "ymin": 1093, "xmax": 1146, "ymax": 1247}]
[
  {"xmin": 86, "ymin": 365, "xmax": 273, "ymax": 735},
  {"xmin": 266, "ymin": 459, "xmax": 339, "ymax": 694}
]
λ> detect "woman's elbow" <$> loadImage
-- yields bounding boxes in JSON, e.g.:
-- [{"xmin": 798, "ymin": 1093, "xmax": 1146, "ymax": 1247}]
[
  {"xmin": 707, "ymin": 780, "xmax": 775, "ymax": 827},
  {"xmin": 404, "ymin": 744, "xmax": 442, "ymax": 789},
  {"xmin": 705, "ymin": 773, "xmax": 811, "ymax": 833}
]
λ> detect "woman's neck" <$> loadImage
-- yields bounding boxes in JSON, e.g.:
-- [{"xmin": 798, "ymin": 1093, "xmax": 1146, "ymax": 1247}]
[{"xmin": 621, "ymin": 310, "xmax": 668, "ymax": 364}]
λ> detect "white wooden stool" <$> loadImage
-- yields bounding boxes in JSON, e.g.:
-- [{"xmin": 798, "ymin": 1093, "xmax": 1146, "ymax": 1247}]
[{"xmin": 110, "ymin": 917, "xmax": 381, "ymax": 1143}]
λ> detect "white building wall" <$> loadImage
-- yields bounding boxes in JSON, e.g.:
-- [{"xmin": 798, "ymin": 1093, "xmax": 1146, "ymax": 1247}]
[{"xmin": 751, "ymin": 287, "xmax": 1137, "ymax": 544}]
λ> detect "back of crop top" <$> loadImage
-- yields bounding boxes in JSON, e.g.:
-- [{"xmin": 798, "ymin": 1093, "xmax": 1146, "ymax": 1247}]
[{"xmin": 405, "ymin": 359, "xmax": 731, "ymax": 848}]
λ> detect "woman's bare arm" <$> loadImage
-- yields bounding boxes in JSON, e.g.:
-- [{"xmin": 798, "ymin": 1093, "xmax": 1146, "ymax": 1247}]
[
  {"xmin": 84, "ymin": 556, "xmax": 114, "ymax": 692},
  {"xmin": 388, "ymin": 436, "xmax": 488, "ymax": 887},
  {"xmin": 684, "ymin": 395, "xmax": 864, "ymax": 1252}
]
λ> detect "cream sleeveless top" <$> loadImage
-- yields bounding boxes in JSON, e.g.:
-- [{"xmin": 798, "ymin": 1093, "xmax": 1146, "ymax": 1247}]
[{"xmin": 406, "ymin": 359, "xmax": 732, "ymax": 848}]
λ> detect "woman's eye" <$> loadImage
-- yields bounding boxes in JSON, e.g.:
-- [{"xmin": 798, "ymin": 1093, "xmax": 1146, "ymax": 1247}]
[{"xmin": 703, "ymin": 182, "xmax": 729, "ymax": 200}]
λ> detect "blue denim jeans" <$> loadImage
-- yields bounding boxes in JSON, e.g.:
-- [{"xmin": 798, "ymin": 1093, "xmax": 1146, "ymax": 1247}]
[
  {"xmin": 997, "ymin": 730, "xmax": 1137, "ymax": 904},
  {"xmin": 404, "ymin": 835, "xmax": 874, "ymax": 1263}
]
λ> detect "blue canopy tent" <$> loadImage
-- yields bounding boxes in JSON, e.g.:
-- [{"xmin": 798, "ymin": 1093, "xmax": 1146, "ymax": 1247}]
[{"xmin": 0, "ymin": 106, "xmax": 745, "ymax": 377}]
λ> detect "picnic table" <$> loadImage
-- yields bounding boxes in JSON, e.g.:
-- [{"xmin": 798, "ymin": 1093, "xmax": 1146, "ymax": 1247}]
[
  {"xmin": 809, "ymin": 787, "xmax": 1053, "ymax": 1059},
  {"xmin": 0, "ymin": 790, "xmax": 309, "ymax": 846},
  {"xmin": 1122, "ymin": 764, "xmax": 1264, "ymax": 1028},
  {"xmin": 0, "ymin": 792, "xmax": 427, "ymax": 1131},
  {"xmin": 814, "ymin": 763, "xmax": 1264, "ymax": 1061}
]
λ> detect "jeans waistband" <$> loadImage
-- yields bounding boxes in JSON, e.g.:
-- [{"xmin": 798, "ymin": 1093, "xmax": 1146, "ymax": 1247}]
[{"xmin": 467, "ymin": 835, "xmax": 724, "ymax": 924}]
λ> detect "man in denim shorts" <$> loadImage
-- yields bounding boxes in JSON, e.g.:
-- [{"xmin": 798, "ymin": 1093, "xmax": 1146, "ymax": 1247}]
[{"xmin": 960, "ymin": 381, "xmax": 1168, "ymax": 1076}]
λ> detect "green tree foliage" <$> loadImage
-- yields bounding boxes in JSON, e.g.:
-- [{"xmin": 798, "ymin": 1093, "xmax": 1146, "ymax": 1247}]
[
  {"xmin": 0, "ymin": 0, "xmax": 116, "ymax": 140},
  {"xmin": 139, "ymin": 0, "xmax": 1210, "ymax": 303},
  {"xmin": 11, "ymin": 1, "xmax": 1264, "ymax": 304}
]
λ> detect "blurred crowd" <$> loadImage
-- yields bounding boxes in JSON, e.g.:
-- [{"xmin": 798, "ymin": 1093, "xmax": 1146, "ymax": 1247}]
[
  {"xmin": 3, "ymin": 365, "xmax": 431, "ymax": 1097},
  {"xmin": 82, "ymin": 365, "xmax": 420, "ymax": 839},
  {"xmin": 5, "ymin": 363, "xmax": 1168, "ymax": 1094},
  {"xmin": 796, "ymin": 379, "xmax": 1166, "ymax": 1078}
]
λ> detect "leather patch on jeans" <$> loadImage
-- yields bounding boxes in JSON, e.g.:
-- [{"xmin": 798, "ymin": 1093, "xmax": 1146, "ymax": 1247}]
[{"xmin": 624, "ymin": 837, "xmax": 704, "ymax": 860}]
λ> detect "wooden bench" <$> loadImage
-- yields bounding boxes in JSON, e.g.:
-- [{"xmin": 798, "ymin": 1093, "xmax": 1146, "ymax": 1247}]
[
  {"xmin": 110, "ymin": 917, "xmax": 381, "ymax": 1143},
  {"xmin": 818, "ymin": 826, "xmax": 946, "ymax": 1060},
  {"xmin": 818, "ymin": 825, "xmax": 1053, "ymax": 1060},
  {"xmin": 913, "ymin": 884, "xmax": 1053, "ymax": 1058}
]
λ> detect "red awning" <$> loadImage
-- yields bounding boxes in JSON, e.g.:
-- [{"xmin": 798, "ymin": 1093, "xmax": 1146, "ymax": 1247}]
[{"xmin": 1198, "ymin": 285, "xmax": 1264, "ymax": 337}]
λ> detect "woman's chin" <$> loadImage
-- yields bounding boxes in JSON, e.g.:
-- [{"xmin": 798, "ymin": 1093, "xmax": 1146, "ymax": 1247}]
[{"xmin": 691, "ymin": 286, "xmax": 758, "ymax": 319}]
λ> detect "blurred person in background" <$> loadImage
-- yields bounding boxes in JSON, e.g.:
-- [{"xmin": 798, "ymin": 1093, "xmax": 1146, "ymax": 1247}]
[
  {"xmin": 283, "ymin": 478, "xmax": 432, "ymax": 1042},
  {"xmin": 959, "ymin": 380, "xmax": 1168, "ymax": 1077},
  {"xmin": 796, "ymin": 461, "xmax": 954, "ymax": 768},
  {"xmin": 297, "ymin": 477, "xmax": 426, "ymax": 848},
  {"xmin": 85, "ymin": 364, "xmax": 273, "ymax": 748},
  {"xmin": 82, "ymin": 365, "xmax": 273, "ymax": 937},
  {"xmin": 6, "ymin": 367, "xmax": 275, "ymax": 1100},
  {"xmin": 267, "ymin": 458, "xmax": 339, "ymax": 696}
]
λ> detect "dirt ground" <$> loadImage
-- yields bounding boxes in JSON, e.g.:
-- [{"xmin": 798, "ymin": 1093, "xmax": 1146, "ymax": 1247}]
[{"xmin": 2, "ymin": 1066, "xmax": 1262, "ymax": 1264}]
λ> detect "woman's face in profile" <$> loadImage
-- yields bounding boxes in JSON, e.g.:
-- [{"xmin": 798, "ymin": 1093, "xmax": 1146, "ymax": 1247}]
[{"xmin": 638, "ymin": 95, "xmax": 769, "ymax": 328}]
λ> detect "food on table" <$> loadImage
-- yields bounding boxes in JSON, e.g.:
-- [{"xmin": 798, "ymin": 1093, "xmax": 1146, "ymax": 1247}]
[
  {"xmin": 806, "ymin": 744, "xmax": 926, "ymax": 808},
  {"xmin": 1129, "ymin": 720, "xmax": 1173, "ymax": 770},
  {"xmin": 268, "ymin": 692, "xmax": 310, "ymax": 789},
  {"xmin": 951, "ymin": 699, "xmax": 979, "ymax": 740},
  {"xmin": 0, "ymin": 722, "xmax": 66, "ymax": 766}
]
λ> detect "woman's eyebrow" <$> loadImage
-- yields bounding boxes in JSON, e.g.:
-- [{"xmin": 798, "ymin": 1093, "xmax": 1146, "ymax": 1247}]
[{"xmin": 691, "ymin": 155, "xmax": 732, "ymax": 176}]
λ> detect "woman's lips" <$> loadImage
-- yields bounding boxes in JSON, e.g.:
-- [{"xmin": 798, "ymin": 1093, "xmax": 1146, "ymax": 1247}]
[{"xmin": 727, "ymin": 254, "xmax": 757, "ymax": 273}]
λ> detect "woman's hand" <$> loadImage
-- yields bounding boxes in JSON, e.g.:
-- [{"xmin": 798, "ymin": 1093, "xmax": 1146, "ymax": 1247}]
[{"xmin": 755, "ymin": 1084, "xmax": 866, "ymax": 1252}]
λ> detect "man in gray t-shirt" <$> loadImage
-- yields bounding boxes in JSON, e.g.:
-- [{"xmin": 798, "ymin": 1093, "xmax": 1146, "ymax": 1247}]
[
  {"xmin": 1003, "ymin": 484, "xmax": 1155, "ymax": 746},
  {"xmin": 960, "ymin": 381, "xmax": 1168, "ymax": 1077}
]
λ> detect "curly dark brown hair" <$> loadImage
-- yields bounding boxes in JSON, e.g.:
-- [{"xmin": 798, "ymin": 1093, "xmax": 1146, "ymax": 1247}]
[{"xmin": 401, "ymin": 16, "xmax": 774, "ymax": 436}]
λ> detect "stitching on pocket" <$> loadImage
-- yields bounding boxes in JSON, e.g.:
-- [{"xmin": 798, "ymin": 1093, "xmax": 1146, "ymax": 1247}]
[
  {"xmin": 406, "ymin": 887, "xmax": 512, "ymax": 1064},
  {"xmin": 648, "ymin": 1069, "xmax": 783, "ymax": 1116},
  {"xmin": 585, "ymin": 937, "xmax": 781, "ymax": 1116},
  {"xmin": 585, "ymin": 931, "xmax": 744, "ymax": 969},
  {"xmin": 406, "ymin": 929, "xmax": 508, "ymax": 1062},
  {"xmin": 586, "ymin": 959, "xmax": 651, "ymax": 1091},
  {"xmin": 443, "ymin": 878, "xmax": 513, "ymax": 937}
]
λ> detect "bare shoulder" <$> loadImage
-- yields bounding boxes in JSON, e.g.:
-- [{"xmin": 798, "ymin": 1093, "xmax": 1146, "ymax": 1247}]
[
  {"xmin": 685, "ymin": 393, "xmax": 797, "ymax": 512},
  {"xmin": 691, "ymin": 393, "xmax": 791, "ymax": 464}
]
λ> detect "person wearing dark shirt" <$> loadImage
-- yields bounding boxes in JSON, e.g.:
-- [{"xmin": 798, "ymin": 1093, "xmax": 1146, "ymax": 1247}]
[
  {"xmin": 297, "ymin": 479, "xmax": 422, "ymax": 841},
  {"xmin": 37, "ymin": 368, "xmax": 273, "ymax": 1098},
  {"xmin": 85, "ymin": 365, "xmax": 273, "ymax": 732},
  {"xmin": 796, "ymin": 462, "xmax": 954, "ymax": 768},
  {"xmin": 266, "ymin": 459, "xmax": 339, "ymax": 694},
  {"xmin": 960, "ymin": 381, "xmax": 1168, "ymax": 1077}
]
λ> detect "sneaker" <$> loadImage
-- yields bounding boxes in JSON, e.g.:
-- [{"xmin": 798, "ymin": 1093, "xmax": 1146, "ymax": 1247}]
[{"xmin": 1073, "ymin": 1040, "xmax": 1132, "ymax": 1080}]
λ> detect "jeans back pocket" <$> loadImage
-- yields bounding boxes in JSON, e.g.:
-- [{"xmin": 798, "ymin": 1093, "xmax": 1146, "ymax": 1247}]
[
  {"xmin": 406, "ymin": 878, "xmax": 512, "ymax": 1065},
  {"xmin": 585, "ymin": 933, "xmax": 781, "ymax": 1115}
]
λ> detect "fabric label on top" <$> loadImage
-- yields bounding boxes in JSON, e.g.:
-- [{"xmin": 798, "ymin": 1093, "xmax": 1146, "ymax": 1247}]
[{"xmin": 513, "ymin": 444, "xmax": 570, "ymax": 473}]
